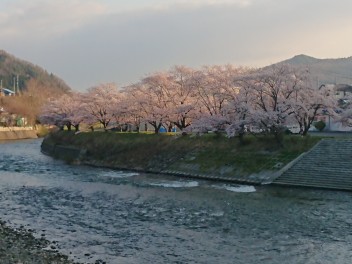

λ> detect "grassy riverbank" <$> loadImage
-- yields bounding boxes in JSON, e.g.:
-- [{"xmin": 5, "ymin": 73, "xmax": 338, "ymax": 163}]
[{"xmin": 44, "ymin": 131, "xmax": 322, "ymax": 182}]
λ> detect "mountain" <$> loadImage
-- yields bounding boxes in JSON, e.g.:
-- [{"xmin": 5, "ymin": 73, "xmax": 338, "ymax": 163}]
[
  {"xmin": 0, "ymin": 50, "xmax": 71, "ymax": 93},
  {"xmin": 273, "ymin": 54, "xmax": 352, "ymax": 85}
]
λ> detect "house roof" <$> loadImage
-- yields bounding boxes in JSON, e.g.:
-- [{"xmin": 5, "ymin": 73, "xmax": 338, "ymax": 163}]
[
  {"xmin": 1, "ymin": 88, "xmax": 15, "ymax": 95},
  {"xmin": 335, "ymin": 84, "xmax": 352, "ymax": 92}
]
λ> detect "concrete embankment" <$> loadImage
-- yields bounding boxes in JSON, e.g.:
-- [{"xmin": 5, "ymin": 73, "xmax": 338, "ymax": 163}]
[
  {"xmin": 42, "ymin": 135, "xmax": 352, "ymax": 192},
  {"xmin": 41, "ymin": 140, "xmax": 270, "ymax": 185},
  {"xmin": 41, "ymin": 140, "xmax": 85, "ymax": 162},
  {"xmin": 273, "ymin": 139, "xmax": 352, "ymax": 191},
  {"xmin": 0, "ymin": 127, "xmax": 38, "ymax": 140}
]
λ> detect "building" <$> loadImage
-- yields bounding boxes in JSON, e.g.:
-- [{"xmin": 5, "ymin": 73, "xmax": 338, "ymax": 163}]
[
  {"xmin": 334, "ymin": 84, "xmax": 352, "ymax": 99},
  {"xmin": 0, "ymin": 88, "xmax": 15, "ymax": 96},
  {"xmin": 311, "ymin": 84, "xmax": 352, "ymax": 132}
]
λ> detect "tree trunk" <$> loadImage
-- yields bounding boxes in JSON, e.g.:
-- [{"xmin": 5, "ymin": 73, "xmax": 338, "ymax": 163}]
[
  {"xmin": 238, "ymin": 124, "xmax": 246, "ymax": 145},
  {"xmin": 273, "ymin": 126, "xmax": 285, "ymax": 147}
]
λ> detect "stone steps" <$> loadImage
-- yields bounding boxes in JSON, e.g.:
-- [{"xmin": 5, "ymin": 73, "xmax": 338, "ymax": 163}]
[{"xmin": 272, "ymin": 139, "xmax": 352, "ymax": 191}]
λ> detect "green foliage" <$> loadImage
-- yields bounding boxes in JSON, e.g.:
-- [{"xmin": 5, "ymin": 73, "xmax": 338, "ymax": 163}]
[
  {"xmin": 314, "ymin": 120, "xmax": 326, "ymax": 131},
  {"xmin": 35, "ymin": 125, "xmax": 50, "ymax": 138}
]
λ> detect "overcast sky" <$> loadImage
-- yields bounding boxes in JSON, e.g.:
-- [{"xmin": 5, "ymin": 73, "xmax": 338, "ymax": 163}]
[{"xmin": 1, "ymin": 0, "xmax": 352, "ymax": 90}]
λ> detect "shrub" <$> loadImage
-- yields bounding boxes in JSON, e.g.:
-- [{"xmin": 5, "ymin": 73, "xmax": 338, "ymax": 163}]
[{"xmin": 314, "ymin": 120, "xmax": 326, "ymax": 131}]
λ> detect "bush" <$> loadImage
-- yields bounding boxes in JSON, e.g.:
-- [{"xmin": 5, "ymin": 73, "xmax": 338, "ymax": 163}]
[
  {"xmin": 314, "ymin": 120, "xmax": 326, "ymax": 131},
  {"xmin": 35, "ymin": 125, "xmax": 50, "ymax": 137}
]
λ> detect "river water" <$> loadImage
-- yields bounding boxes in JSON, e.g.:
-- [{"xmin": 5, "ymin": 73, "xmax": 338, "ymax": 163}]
[{"xmin": 0, "ymin": 139, "xmax": 351, "ymax": 264}]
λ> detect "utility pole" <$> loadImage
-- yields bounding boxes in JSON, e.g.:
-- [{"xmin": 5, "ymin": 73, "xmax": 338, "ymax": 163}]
[
  {"xmin": 13, "ymin": 76, "xmax": 16, "ymax": 94},
  {"xmin": 16, "ymin": 75, "xmax": 19, "ymax": 94}
]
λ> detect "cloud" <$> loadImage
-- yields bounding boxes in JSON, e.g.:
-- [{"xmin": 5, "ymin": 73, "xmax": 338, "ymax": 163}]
[
  {"xmin": 0, "ymin": 0, "xmax": 254, "ymax": 41},
  {"xmin": 132, "ymin": 0, "xmax": 254, "ymax": 12},
  {"xmin": 0, "ymin": 0, "xmax": 107, "ymax": 40},
  {"xmin": 2, "ymin": 0, "xmax": 352, "ymax": 91},
  {"xmin": 153, "ymin": 0, "xmax": 253, "ymax": 9}
]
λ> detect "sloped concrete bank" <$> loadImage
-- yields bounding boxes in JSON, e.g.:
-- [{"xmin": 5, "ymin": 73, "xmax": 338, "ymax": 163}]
[
  {"xmin": 41, "ymin": 141, "xmax": 85, "ymax": 162},
  {"xmin": 0, "ymin": 130, "xmax": 38, "ymax": 140},
  {"xmin": 273, "ymin": 139, "xmax": 352, "ymax": 191},
  {"xmin": 42, "ymin": 136, "xmax": 352, "ymax": 192},
  {"xmin": 41, "ymin": 140, "xmax": 272, "ymax": 185}
]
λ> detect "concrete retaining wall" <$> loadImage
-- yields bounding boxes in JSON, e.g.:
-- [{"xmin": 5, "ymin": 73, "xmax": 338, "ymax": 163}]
[
  {"xmin": 41, "ymin": 141, "xmax": 85, "ymax": 163},
  {"xmin": 0, "ymin": 127, "xmax": 34, "ymax": 131},
  {"xmin": 41, "ymin": 141, "xmax": 264, "ymax": 185},
  {"xmin": 0, "ymin": 130, "xmax": 38, "ymax": 140}
]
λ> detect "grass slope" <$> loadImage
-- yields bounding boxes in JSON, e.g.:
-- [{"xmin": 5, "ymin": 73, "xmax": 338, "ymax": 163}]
[{"xmin": 45, "ymin": 131, "xmax": 322, "ymax": 179}]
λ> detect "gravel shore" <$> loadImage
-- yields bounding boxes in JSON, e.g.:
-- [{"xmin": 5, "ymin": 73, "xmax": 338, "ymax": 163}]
[{"xmin": 0, "ymin": 220, "xmax": 75, "ymax": 264}]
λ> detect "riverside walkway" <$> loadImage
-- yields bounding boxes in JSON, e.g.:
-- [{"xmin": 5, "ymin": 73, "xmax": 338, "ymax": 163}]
[{"xmin": 273, "ymin": 138, "xmax": 352, "ymax": 191}]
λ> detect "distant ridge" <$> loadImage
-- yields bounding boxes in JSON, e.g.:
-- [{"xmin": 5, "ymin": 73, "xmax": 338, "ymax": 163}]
[
  {"xmin": 0, "ymin": 50, "xmax": 71, "ymax": 93},
  {"xmin": 281, "ymin": 54, "xmax": 320, "ymax": 65},
  {"xmin": 272, "ymin": 54, "xmax": 352, "ymax": 85}
]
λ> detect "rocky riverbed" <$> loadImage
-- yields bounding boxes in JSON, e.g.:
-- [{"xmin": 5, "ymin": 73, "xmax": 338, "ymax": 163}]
[{"xmin": 0, "ymin": 220, "xmax": 74, "ymax": 264}]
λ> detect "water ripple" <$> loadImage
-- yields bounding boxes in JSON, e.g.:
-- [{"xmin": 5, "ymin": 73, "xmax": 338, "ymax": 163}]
[{"xmin": 0, "ymin": 139, "xmax": 352, "ymax": 264}]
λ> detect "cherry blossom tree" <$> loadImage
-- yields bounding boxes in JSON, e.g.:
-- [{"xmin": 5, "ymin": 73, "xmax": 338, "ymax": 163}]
[
  {"xmin": 234, "ymin": 65, "xmax": 303, "ymax": 144},
  {"xmin": 119, "ymin": 87, "xmax": 146, "ymax": 132},
  {"xmin": 197, "ymin": 65, "xmax": 239, "ymax": 116},
  {"xmin": 192, "ymin": 65, "xmax": 250, "ymax": 134},
  {"xmin": 232, "ymin": 65, "xmax": 340, "ymax": 139},
  {"xmin": 40, "ymin": 93, "xmax": 77, "ymax": 130},
  {"xmin": 140, "ymin": 72, "xmax": 172, "ymax": 132},
  {"xmin": 223, "ymin": 85, "xmax": 257, "ymax": 142},
  {"xmin": 125, "ymin": 82, "xmax": 169, "ymax": 134},
  {"xmin": 40, "ymin": 62, "xmax": 344, "ymax": 139},
  {"xmin": 82, "ymin": 83, "xmax": 120, "ymax": 130},
  {"xmin": 336, "ymin": 93, "xmax": 352, "ymax": 128},
  {"xmin": 66, "ymin": 92, "xmax": 87, "ymax": 131},
  {"xmin": 167, "ymin": 66, "xmax": 200, "ymax": 131},
  {"xmin": 289, "ymin": 76, "xmax": 338, "ymax": 135},
  {"xmin": 136, "ymin": 66, "xmax": 199, "ymax": 132}
]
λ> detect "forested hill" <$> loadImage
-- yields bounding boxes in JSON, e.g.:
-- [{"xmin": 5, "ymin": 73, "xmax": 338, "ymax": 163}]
[
  {"xmin": 0, "ymin": 50, "xmax": 71, "ymax": 93},
  {"xmin": 274, "ymin": 54, "xmax": 352, "ymax": 85}
]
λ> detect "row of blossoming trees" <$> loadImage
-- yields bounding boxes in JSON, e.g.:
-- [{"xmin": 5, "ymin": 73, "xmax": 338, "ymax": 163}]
[{"xmin": 39, "ymin": 64, "xmax": 339, "ymax": 141}]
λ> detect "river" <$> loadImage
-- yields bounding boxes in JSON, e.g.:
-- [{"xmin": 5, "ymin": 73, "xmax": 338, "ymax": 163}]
[{"xmin": 0, "ymin": 139, "xmax": 351, "ymax": 263}]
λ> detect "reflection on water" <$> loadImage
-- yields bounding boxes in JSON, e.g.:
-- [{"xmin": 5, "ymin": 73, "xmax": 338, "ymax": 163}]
[{"xmin": 0, "ymin": 139, "xmax": 352, "ymax": 264}]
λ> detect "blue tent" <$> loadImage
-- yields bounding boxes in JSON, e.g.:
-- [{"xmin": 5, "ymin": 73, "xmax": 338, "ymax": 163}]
[{"xmin": 159, "ymin": 127, "xmax": 177, "ymax": 133}]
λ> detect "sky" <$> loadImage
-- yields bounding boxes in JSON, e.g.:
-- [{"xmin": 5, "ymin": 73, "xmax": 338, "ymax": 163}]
[{"xmin": 1, "ymin": 0, "xmax": 352, "ymax": 91}]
